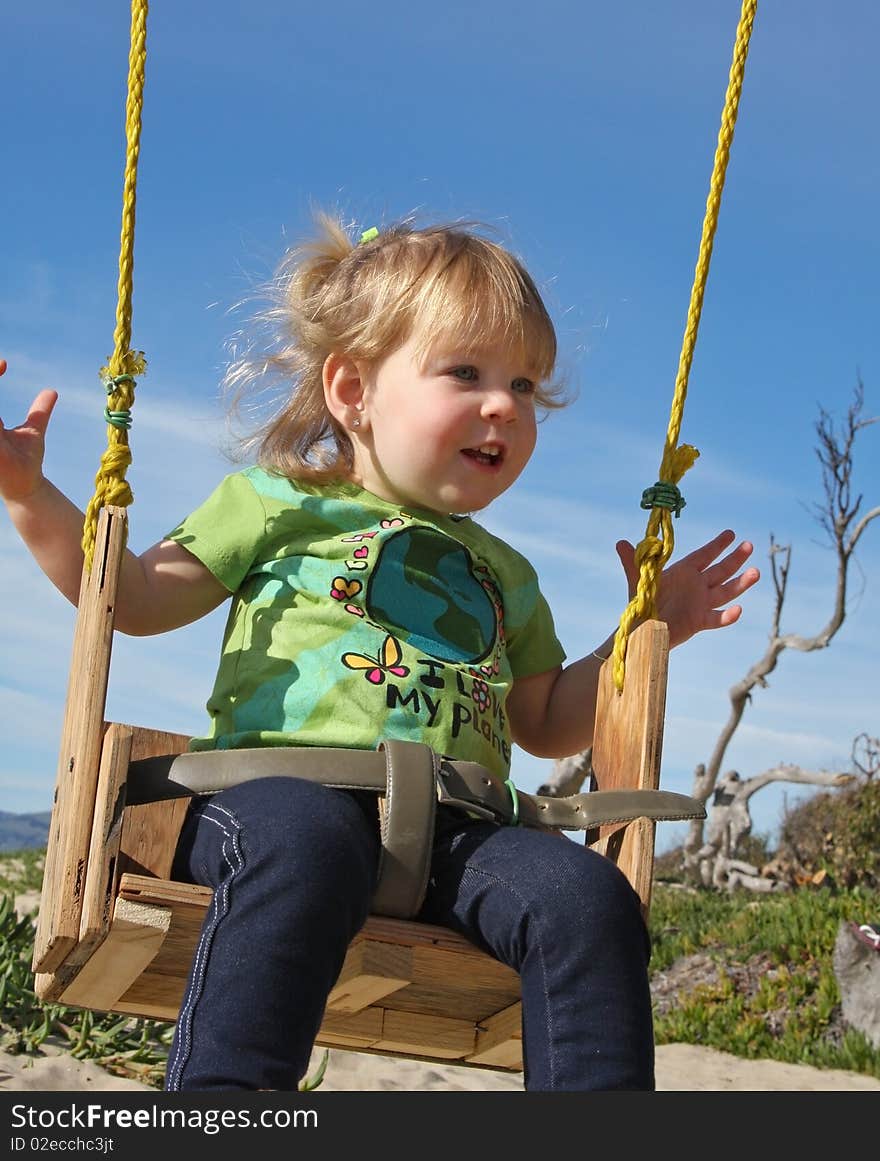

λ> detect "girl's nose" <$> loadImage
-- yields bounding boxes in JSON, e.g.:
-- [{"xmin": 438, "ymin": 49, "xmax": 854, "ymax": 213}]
[{"xmin": 481, "ymin": 386, "xmax": 517, "ymax": 422}]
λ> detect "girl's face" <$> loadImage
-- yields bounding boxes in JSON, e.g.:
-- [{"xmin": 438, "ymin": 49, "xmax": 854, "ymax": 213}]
[{"xmin": 348, "ymin": 327, "xmax": 540, "ymax": 515}]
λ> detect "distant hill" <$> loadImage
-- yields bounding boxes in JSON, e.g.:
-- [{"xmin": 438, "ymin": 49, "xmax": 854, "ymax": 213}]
[{"xmin": 0, "ymin": 810, "xmax": 51, "ymax": 851}]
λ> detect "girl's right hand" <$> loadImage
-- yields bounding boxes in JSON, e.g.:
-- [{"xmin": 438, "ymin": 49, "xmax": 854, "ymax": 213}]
[{"xmin": 0, "ymin": 362, "xmax": 59, "ymax": 504}]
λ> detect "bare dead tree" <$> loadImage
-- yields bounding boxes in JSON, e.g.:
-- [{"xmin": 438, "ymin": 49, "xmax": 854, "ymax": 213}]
[
  {"xmin": 694, "ymin": 766, "xmax": 856, "ymax": 890},
  {"xmin": 540, "ymin": 382, "xmax": 877, "ymax": 887},
  {"xmin": 851, "ymin": 732, "xmax": 879, "ymax": 781},
  {"xmin": 684, "ymin": 382, "xmax": 878, "ymax": 871}
]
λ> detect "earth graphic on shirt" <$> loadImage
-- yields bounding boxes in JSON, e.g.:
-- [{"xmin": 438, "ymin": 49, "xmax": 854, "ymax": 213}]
[{"xmin": 365, "ymin": 527, "xmax": 497, "ymax": 664}]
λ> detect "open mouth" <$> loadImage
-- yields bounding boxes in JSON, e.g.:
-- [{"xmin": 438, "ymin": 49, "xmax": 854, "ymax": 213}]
[{"xmin": 462, "ymin": 444, "xmax": 504, "ymax": 468}]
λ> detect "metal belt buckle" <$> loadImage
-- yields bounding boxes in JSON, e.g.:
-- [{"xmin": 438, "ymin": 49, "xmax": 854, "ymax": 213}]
[{"xmin": 434, "ymin": 761, "xmax": 503, "ymax": 823}]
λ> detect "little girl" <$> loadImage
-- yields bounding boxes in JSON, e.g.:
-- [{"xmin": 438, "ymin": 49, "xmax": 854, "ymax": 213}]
[{"xmin": 0, "ymin": 214, "xmax": 759, "ymax": 1091}]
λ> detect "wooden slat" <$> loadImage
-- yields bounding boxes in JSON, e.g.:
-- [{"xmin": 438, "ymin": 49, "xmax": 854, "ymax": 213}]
[
  {"xmin": 94, "ymin": 880, "xmax": 213, "ymax": 1018},
  {"xmin": 33, "ymin": 506, "xmax": 128, "ymax": 974},
  {"xmin": 591, "ymin": 619, "xmax": 669, "ymax": 915},
  {"xmin": 78, "ymin": 723, "xmax": 134, "ymax": 953},
  {"xmin": 119, "ymin": 876, "xmax": 213, "ymax": 909},
  {"xmin": 374, "ymin": 1010, "xmax": 476, "ymax": 1059},
  {"xmin": 58, "ymin": 896, "xmax": 171, "ymax": 1012},
  {"xmin": 316, "ymin": 1008, "xmax": 385, "ymax": 1048},
  {"xmin": 121, "ymin": 727, "xmax": 193, "ymax": 879},
  {"xmin": 410, "ymin": 944, "xmax": 518, "ymax": 993},
  {"xmin": 469, "ymin": 1001, "xmax": 523, "ymax": 1068},
  {"xmin": 382, "ymin": 946, "xmax": 519, "ymax": 1023},
  {"xmin": 326, "ymin": 941, "xmax": 413, "ymax": 1013},
  {"xmin": 112, "ymin": 908, "xmax": 213, "ymax": 1018},
  {"xmin": 342, "ymin": 912, "xmax": 496, "ymax": 956}
]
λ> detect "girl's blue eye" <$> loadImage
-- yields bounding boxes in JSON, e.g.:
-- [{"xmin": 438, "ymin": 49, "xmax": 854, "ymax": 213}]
[
  {"xmin": 512, "ymin": 377, "xmax": 536, "ymax": 395},
  {"xmin": 452, "ymin": 366, "xmax": 478, "ymax": 381}
]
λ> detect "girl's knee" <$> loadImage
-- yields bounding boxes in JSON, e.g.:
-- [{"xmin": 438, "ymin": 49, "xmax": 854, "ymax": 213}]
[{"xmin": 539, "ymin": 843, "xmax": 643, "ymax": 926}]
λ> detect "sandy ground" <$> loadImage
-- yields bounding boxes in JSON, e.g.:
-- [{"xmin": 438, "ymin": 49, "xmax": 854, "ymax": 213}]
[{"xmin": 1, "ymin": 1039, "xmax": 878, "ymax": 1092}]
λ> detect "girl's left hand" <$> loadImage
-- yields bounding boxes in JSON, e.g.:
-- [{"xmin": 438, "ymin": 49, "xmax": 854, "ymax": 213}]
[{"xmin": 616, "ymin": 529, "xmax": 760, "ymax": 649}]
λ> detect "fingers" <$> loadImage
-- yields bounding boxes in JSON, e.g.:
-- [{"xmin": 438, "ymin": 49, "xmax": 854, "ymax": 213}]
[
  {"xmin": 26, "ymin": 389, "xmax": 59, "ymax": 434},
  {"xmin": 680, "ymin": 528, "xmax": 739, "ymax": 572},
  {"xmin": 713, "ymin": 565, "xmax": 760, "ymax": 606},
  {"xmin": 703, "ymin": 553, "xmax": 759, "ymax": 600},
  {"xmin": 689, "ymin": 599, "xmax": 746, "ymax": 637},
  {"xmin": 654, "ymin": 531, "xmax": 758, "ymax": 590},
  {"xmin": 695, "ymin": 547, "xmax": 759, "ymax": 630},
  {"xmin": 712, "ymin": 604, "xmax": 743, "ymax": 629},
  {"xmin": 684, "ymin": 532, "xmax": 755, "ymax": 589},
  {"xmin": 0, "ymin": 389, "xmax": 58, "ymax": 439}
]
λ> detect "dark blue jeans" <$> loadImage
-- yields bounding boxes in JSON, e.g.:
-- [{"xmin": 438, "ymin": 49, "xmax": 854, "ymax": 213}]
[{"xmin": 164, "ymin": 776, "xmax": 655, "ymax": 1091}]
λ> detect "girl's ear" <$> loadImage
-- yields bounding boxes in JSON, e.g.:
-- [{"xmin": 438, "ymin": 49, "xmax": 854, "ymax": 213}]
[{"xmin": 323, "ymin": 353, "xmax": 365, "ymax": 430}]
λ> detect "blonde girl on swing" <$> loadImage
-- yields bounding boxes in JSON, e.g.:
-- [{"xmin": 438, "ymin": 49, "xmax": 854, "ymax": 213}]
[{"xmin": 0, "ymin": 217, "xmax": 758, "ymax": 1090}]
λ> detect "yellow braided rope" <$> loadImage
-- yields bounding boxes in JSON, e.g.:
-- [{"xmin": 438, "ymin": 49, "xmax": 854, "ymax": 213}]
[
  {"xmin": 81, "ymin": 0, "xmax": 149, "ymax": 572},
  {"xmin": 610, "ymin": 0, "xmax": 757, "ymax": 692}
]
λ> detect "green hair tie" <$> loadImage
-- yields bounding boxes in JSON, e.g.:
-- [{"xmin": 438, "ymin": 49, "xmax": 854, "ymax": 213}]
[
  {"xmin": 359, "ymin": 226, "xmax": 379, "ymax": 245},
  {"xmin": 640, "ymin": 481, "xmax": 686, "ymax": 517}
]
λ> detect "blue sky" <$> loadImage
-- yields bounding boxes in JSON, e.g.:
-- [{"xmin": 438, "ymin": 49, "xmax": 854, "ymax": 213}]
[{"xmin": 2, "ymin": 0, "xmax": 877, "ymax": 852}]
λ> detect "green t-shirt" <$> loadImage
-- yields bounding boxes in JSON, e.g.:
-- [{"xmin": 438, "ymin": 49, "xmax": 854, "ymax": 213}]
[{"xmin": 167, "ymin": 467, "xmax": 565, "ymax": 777}]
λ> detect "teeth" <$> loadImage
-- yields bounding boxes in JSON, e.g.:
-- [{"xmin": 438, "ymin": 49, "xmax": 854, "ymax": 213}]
[{"xmin": 478, "ymin": 445, "xmax": 499, "ymax": 457}]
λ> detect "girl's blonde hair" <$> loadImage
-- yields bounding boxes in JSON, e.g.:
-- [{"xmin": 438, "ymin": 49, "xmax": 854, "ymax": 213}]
[{"xmin": 224, "ymin": 211, "xmax": 565, "ymax": 483}]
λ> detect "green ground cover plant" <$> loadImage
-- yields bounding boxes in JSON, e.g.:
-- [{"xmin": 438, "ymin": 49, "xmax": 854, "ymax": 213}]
[{"xmin": 649, "ymin": 882, "xmax": 880, "ymax": 1078}]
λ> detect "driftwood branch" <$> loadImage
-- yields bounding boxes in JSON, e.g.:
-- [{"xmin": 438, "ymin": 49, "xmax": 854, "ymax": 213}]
[{"xmin": 693, "ymin": 765, "xmax": 856, "ymax": 889}]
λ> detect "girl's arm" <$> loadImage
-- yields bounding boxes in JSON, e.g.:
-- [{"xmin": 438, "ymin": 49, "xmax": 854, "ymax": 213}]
[
  {"xmin": 2, "ymin": 387, "xmax": 229, "ymax": 636},
  {"xmin": 508, "ymin": 530, "xmax": 760, "ymax": 758},
  {"xmin": 507, "ymin": 658, "xmax": 601, "ymax": 759}
]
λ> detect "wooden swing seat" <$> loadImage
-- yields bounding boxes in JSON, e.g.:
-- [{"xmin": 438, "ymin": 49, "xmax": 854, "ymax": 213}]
[{"xmin": 32, "ymin": 506, "xmax": 677, "ymax": 1074}]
